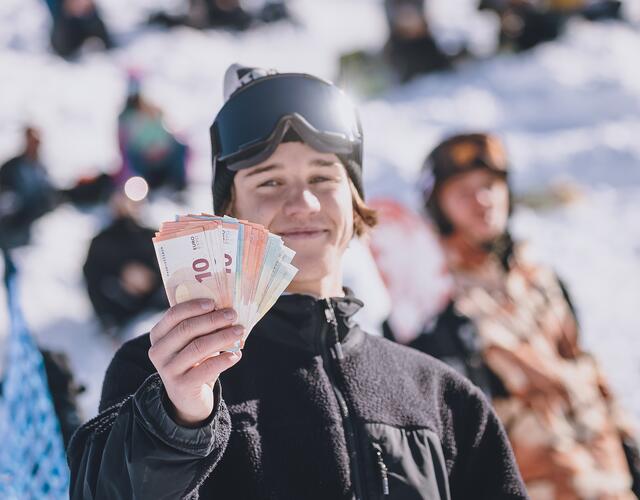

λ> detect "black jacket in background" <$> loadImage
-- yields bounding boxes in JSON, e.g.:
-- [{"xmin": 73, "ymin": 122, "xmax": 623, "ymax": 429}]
[
  {"xmin": 408, "ymin": 302, "xmax": 507, "ymax": 400},
  {"xmin": 82, "ymin": 215, "xmax": 167, "ymax": 329},
  {"xmin": 408, "ymin": 279, "xmax": 579, "ymax": 400},
  {"xmin": 68, "ymin": 292, "xmax": 527, "ymax": 499}
]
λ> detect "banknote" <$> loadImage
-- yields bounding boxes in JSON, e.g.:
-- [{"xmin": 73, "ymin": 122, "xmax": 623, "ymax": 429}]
[{"xmin": 153, "ymin": 223, "xmax": 226, "ymax": 306}]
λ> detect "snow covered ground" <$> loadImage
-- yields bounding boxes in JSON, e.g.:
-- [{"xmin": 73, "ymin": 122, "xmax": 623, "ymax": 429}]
[{"xmin": 1, "ymin": 0, "xmax": 639, "ymax": 422}]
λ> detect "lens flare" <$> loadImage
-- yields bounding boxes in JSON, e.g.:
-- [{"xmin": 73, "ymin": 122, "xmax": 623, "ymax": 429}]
[
  {"xmin": 124, "ymin": 176, "xmax": 149, "ymax": 202},
  {"xmin": 331, "ymin": 92, "xmax": 359, "ymax": 138}
]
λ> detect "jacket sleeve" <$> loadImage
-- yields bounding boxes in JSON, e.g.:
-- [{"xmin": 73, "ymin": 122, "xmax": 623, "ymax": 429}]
[
  {"xmin": 67, "ymin": 355, "xmax": 232, "ymax": 499},
  {"xmin": 448, "ymin": 382, "xmax": 529, "ymax": 500}
]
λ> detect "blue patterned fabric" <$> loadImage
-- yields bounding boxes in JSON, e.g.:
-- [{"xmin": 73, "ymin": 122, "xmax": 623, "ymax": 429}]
[{"xmin": 0, "ymin": 252, "xmax": 69, "ymax": 499}]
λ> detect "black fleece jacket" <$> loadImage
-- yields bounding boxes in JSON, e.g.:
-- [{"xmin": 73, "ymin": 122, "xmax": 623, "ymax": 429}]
[{"xmin": 68, "ymin": 291, "xmax": 527, "ymax": 500}]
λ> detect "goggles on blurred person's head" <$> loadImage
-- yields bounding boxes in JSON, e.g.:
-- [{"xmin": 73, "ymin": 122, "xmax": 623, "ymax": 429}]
[{"xmin": 420, "ymin": 132, "xmax": 509, "ymax": 202}]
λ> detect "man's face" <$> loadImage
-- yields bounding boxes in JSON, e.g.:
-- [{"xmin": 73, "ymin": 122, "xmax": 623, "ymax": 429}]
[
  {"xmin": 438, "ymin": 169, "xmax": 510, "ymax": 245},
  {"xmin": 230, "ymin": 141, "xmax": 354, "ymax": 288},
  {"xmin": 391, "ymin": 5, "xmax": 428, "ymax": 40}
]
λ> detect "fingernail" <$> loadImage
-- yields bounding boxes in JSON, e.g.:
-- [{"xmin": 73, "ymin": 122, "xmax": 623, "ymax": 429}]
[
  {"xmin": 233, "ymin": 325, "xmax": 244, "ymax": 336},
  {"xmin": 200, "ymin": 299, "xmax": 215, "ymax": 310},
  {"xmin": 224, "ymin": 309, "xmax": 236, "ymax": 321}
]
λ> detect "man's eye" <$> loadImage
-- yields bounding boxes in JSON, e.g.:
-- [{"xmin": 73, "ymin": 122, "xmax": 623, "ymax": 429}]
[
  {"xmin": 310, "ymin": 176, "xmax": 332, "ymax": 183},
  {"xmin": 258, "ymin": 179, "xmax": 281, "ymax": 188}
]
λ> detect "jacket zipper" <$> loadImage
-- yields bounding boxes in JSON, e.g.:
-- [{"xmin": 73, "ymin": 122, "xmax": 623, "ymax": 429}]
[
  {"xmin": 321, "ymin": 299, "xmax": 365, "ymax": 500},
  {"xmin": 372, "ymin": 442, "xmax": 390, "ymax": 497}
]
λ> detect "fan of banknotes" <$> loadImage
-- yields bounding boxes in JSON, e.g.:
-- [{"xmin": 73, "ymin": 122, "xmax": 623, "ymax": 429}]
[{"xmin": 153, "ymin": 214, "xmax": 298, "ymax": 348}]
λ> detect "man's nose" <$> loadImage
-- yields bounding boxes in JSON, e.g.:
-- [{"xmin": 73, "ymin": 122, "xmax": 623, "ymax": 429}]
[
  {"xmin": 283, "ymin": 186, "xmax": 321, "ymax": 217},
  {"xmin": 475, "ymin": 188, "xmax": 493, "ymax": 207}
]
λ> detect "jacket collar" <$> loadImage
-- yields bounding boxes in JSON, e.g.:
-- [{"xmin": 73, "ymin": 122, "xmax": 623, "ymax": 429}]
[{"xmin": 253, "ymin": 288, "xmax": 365, "ymax": 355}]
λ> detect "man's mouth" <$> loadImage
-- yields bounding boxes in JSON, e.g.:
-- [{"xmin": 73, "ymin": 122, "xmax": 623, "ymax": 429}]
[{"xmin": 277, "ymin": 228, "xmax": 329, "ymax": 240}]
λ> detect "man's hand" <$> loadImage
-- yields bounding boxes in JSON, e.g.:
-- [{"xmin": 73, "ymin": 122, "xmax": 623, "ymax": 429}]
[{"xmin": 148, "ymin": 299, "xmax": 243, "ymax": 426}]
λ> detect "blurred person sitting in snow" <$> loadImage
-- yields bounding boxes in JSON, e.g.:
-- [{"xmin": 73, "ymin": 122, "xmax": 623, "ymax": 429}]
[
  {"xmin": 83, "ymin": 192, "xmax": 167, "ymax": 337},
  {"xmin": 337, "ymin": 0, "xmax": 460, "ymax": 98},
  {"xmin": 148, "ymin": 0, "xmax": 290, "ymax": 31},
  {"xmin": 405, "ymin": 132, "xmax": 640, "ymax": 499},
  {"xmin": 0, "ymin": 127, "xmax": 58, "ymax": 250},
  {"xmin": 383, "ymin": 0, "xmax": 454, "ymax": 83},
  {"xmin": 479, "ymin": 0, "xmax": 622, "ymax": 52},
  {"xmin": 189, "ymin": 0, "xmax": 253, "ymax": 30},
  {"xmin": 115, "ymin": 76, "xmax": 189, "ymax": 195},
  {"xmin": 45, "ymin": 0, "xmax": 113, "ymax": 58}
]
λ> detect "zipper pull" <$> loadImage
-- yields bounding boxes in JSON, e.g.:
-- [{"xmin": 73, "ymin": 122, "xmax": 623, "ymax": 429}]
[
  {"xmin": 324, "ymin": 299, "xmax": 344, "ymax": 360},
  {"xmin": 324, "ymin": 299, "xmax": 338, "ymax": 326},
  {"xmin": 372, "ymin": 443, "xmax": 389, "ymax": 496}
]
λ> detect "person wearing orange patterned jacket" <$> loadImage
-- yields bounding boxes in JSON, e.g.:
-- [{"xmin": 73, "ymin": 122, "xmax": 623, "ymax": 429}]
[{"xmin": 410, "ymin": 132, "xmax": 640, "ymax": 500}]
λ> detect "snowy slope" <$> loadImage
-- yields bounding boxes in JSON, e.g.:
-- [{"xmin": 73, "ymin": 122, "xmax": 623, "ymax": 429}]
[{"xmin": 1, "ymin": 0, "xmax": 639, "ymax": 421}]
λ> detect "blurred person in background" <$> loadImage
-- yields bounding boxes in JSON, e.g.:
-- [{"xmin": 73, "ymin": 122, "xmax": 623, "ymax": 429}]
[
  {"xmin": 115, "ymin": 75, "xmax": 189, "ymax": 196},
  {"xmin": 407, "ymin": 132, "xmax": 640, "ymax": 499},
  {"xmin": 83, "ymin": 192, "xmax": 167, "ymax": 337},
  {"xmin": 148, "ymin": 0, "xmax": 290, "ymax": 31},
  {"xmin": 44, "ymin": 0, "xmax": 113, "ymax": 58},
  {"xmin": 256, "ymin": 0, "xmax": 291, "ymax": 24},
  {"xmin": 383, "ymin": 0, "xmax": 454, "ymax": 82},
  {"xmin": 0, "ymin": 127, "xmax": 58, "ymax": 250},
  {"xmin": 338, "ymin": 0, "xmax": 459, "ymax": 98},
  {"xmin": 68, "ymin": 65, "xmax": 527, "ymax": 500},
  {"xmin": 479, "ymin": 0, "xmax": 623, "ymax": 52},
  {"xmin": 189, "ymin": 0, "xmax": 253, "ymax": 30}
]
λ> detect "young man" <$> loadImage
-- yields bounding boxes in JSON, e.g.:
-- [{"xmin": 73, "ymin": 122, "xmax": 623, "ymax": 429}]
[
  {"xmin": 412, "ymin": 132, "xmax": 640, "ymax": 499},
  {"xmin": 68, "ymin": 67, "xmax": 527, "ymax": 499}
]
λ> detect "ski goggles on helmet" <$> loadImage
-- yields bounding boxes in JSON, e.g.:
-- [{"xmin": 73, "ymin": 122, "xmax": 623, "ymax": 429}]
[
  {"xmin": 210, "ymin": 73, "xmax": 362, "ymax": 171},
  {"xmin": 419, "ymin": 133, "xmax": 509, "ymax": 203}
]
